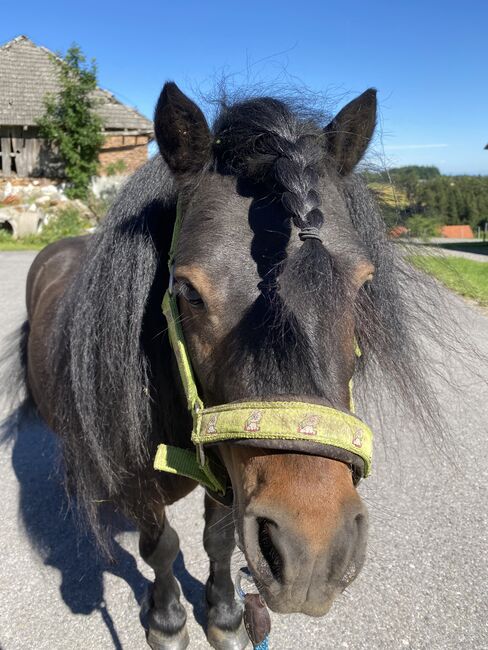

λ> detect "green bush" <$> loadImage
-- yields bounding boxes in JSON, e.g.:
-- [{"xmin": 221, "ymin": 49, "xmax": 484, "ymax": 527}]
[
  {"xmin": 105, "ymin": 160, "xmax": 127, "ymax": 176},
  {"xmin": 37, "ymin": 206, "xmax": 88, "ymax": 243},
  {"xmin": 37, "ymin": 45, "xmax": 104, "ymax": 200},
  {"xmin": 85, "ymin": 192, "xmax": 110, "ymax": 223},
  {"xmin": 405, "ymin": 214, "xmax": 441, "ymax": 239},
  {"xmin": 0, "ymin": 228, "xmax": 15, "ymax": 243}
]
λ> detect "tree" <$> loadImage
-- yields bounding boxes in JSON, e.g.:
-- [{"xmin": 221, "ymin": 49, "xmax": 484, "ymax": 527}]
[
  {"xmin": 417, "ymin": 185, "xmax": 436, "ymax": 216},
  {"xmin": 38, "ymin": 45, "xmax": 104, "ymax": 199},
  {"xmin": 364, "ymin": 166, "xmax": 488, "ymax": 232},
  {"xmin": 447, "ymin": 188, "xmax": 460, "ymax": 223},
  {"xmin": 405, "ymin": 214, "xmax": 441, "ymax": 238}
]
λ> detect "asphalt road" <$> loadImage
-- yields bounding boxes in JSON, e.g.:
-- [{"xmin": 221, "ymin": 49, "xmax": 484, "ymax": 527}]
[
  {"xmin": 1, "ymin": 251, "xmax": 487, "ymax": 650},
  {"xmin": 404, "ymin": 241, "xmax": 488, "ymax": 263}
]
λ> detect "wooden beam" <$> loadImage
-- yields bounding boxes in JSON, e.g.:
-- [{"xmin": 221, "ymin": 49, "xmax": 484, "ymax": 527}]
[
  {"xmin": 1, "ymin": 138, "xmax": 11, "ymax": 176},
  {"xmin": 12, "ymin": 131, "xmax": 27, "ymax": 177},
  {"xmin": 102, "ymin": 129, "xmax": 152, "ymax": 136}
]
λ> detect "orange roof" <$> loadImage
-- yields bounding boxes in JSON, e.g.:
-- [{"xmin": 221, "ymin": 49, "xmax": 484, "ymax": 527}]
[
  {"xmin": 440, "ymin": 225, "xmax": 474, "ymax": 239},
  {"xmin": 389, "ymin": 225, "xmax": 409, "ymax": 238}
]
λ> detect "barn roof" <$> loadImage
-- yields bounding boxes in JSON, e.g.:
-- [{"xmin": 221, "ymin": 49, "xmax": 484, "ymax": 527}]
[{"xmin": 0, "ymin": 35, "xmax": 153, "ymax": 134}]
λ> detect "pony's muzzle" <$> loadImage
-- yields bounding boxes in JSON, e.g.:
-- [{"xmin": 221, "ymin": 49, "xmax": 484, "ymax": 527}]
[
  {"xmin": 228, "ymin": 450, "xmax": 369, "ymax": 616},
  {"xmin": 242, "ymin": 499, "xmax": 368, "ymax": 615}
]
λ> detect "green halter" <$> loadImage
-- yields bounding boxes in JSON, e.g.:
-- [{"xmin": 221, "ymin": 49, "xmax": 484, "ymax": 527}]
[{"xmin": 154, "ymin": 200, "xmax": 373, "ymax": 495}]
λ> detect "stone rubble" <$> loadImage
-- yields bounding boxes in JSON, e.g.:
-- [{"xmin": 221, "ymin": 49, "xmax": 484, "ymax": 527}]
[{"xmin": 0, "ymin": 176, "xmax": 122, "ymax": 238}]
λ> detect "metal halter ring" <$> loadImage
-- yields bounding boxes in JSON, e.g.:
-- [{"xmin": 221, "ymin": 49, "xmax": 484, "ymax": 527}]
[{"xmin": 235, "ymin": 566, "xmax": 256, "ymax": 602}]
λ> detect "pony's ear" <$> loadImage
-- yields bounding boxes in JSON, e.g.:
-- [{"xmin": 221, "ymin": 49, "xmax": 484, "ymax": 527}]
[
  {"xmin": 154, "ymin": 82, "xmax": 211, "ymax": 174},
  {"xmin": 323, "ymin": 89, "xmax": 377, "ymax": 175}
]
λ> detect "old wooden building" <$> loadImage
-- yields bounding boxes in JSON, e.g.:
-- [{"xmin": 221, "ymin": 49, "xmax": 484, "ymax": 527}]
[{"xmin": 0, "ymin": 35, "xmax": 153, "ymax": 178}]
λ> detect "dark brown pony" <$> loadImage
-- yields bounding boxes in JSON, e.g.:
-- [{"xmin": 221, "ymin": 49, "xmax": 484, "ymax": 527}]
[{"xmin": 20, "ymin": 83, "xmax": 439, "ymax": 649}]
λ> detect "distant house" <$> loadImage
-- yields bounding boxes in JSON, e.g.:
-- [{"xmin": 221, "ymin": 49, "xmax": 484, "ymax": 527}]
[
  {"xmin": 440, "ymin": 225, "xmax": 474, "ymax": 239},
  {"xmin": 0, "ymin": 35, "xmax": 153, "ymax": 178}
]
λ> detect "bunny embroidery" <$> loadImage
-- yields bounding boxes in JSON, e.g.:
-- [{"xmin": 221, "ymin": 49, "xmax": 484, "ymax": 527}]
[
  {"xmin": 298, "ymin": 414, "xmax": 320, "ymax": 435},
  {"xmin": 206, "ymin": 414, "xmax": 218, "ymax": 434},
  {"xmin": 244, "ymin": 411, "xmax": 262, "ymax": 433},
  {"xmin": 352, "ymin": 429, "xmax": 364, "ymax": 448}
]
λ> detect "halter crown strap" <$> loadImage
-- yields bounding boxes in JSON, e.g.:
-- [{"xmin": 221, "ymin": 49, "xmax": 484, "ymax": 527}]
[{"xmin": 168, "ymin": 196, "xmax": 184, "ymax": 271}]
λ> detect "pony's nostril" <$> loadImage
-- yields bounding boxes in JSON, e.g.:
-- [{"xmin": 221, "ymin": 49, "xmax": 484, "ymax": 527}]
[
  {"xmin": 354, "ymin": 511, "xmax": 368, "ymax": 542},
  {"xmin": 257, "ymin": 517, "xmax": 283, "ymax": 583},
  {"xmin": 337, "ymin": 512, "xmax": 367, "ymax": 589},
  {"xmin": 355, "ymin": 512, "xmax": 364, "ymax": 533}
]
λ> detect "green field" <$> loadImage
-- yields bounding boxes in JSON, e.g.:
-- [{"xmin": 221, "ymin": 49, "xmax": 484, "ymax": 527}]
[{"xmin": 409, "ymin": 255, "xmax": 488, "ymax": 306}]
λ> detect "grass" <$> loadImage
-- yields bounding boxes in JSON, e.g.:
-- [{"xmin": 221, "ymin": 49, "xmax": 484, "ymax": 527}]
[
  {"xmin": 0, "ymin": 235, "xmax": 44, "ymax": 251},
  {"xmin": 368, "ymin": 182, "xmax": 409, "ymax": 209},
  {"xmin": 409, "ymin": 255, "xmax": 488, "ymax": 306}
]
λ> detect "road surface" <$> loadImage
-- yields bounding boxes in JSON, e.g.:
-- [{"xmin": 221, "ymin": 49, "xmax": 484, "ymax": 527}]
[{"xmin": 1, "ymin": 251, "xmax": 487, "ymax": 650}]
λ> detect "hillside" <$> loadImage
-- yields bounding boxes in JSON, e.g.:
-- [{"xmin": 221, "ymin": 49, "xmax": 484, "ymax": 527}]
[{"xmin": 364, "ymin": 166, "xmax": 488, "ymax": 235}]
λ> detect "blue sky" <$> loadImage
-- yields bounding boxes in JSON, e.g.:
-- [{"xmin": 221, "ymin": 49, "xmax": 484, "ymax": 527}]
[{"xmin": 3, "ymin": 0, "xmax": 488, "ymax": 174}]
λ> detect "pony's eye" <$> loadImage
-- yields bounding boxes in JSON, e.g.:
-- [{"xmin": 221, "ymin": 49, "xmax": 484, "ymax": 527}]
[{"xmin": 177, "ymin": 281, "xmax": 204, "ymax": 307}]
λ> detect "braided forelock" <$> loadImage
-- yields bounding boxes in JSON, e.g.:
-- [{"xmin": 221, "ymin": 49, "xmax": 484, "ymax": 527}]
[
  {"xmin": 214, "ymin": 96, "xmax": 337, "ymax": 323},
  {"xmin": 273, "ymin": 138, "xmax": 324, "ymax": 232},
  {"xmin": 214, "ymin": 97, "xmax": 326, "ymax": 235}
]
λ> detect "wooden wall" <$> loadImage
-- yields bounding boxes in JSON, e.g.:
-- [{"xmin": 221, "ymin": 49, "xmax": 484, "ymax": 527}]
[
  {"xmin": 0, "ymin": 127, "xmax": 150, "ymax": 178},
  {"xmin": 0, "ymin": 127, "xmax": 62, "ymax": 177}
]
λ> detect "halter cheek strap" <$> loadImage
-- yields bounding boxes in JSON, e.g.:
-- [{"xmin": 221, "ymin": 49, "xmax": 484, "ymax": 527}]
[{"xmin": 153, "ymin": 199, "xmax": 373, "ymax": 494}]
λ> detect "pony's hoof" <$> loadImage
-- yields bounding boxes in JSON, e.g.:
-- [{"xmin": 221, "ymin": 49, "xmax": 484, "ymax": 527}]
[
  {"xmin": 146, "ymin": 626, "xmax": 190, "ymax": 650},
  {"xmin": 207, "ymin": 621, "xmax": 250, "ymax": 650}
]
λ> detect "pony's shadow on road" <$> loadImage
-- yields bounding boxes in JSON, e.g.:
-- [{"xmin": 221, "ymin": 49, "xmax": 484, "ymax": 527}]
[{"xmin": 2, "ymin": 408, "xmax": 206, "ymax": 648}]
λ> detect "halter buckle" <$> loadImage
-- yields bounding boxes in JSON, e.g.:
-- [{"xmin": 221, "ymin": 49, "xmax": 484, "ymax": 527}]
[{"xmin": 197, "ymin": 443, "xmax": 206, "ymax": 468}]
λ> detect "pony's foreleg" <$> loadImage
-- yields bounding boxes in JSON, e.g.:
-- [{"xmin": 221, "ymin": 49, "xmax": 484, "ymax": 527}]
[
  {"xmin": 203, "ymin": 493, "xmax": 249, "ymax": 650},
  {"xmin": 140, "ymin": 515, "xmax": 189, "ymax": 650}
]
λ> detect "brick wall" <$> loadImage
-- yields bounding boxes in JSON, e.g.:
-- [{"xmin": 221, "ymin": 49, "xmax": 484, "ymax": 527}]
[{"xmin": 99, "ymin": 134, "xmax": 150, "ymax": 175}]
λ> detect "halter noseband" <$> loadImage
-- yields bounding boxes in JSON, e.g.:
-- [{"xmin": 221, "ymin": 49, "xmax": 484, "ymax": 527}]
[{"xmin": 153, "ymin": 200, "xmax": 373, "ymax": 496}]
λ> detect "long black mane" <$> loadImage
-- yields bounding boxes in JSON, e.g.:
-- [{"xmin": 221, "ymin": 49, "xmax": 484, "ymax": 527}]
[
  {"xmin": 29, "ymin": 94, "xmax": 467, "ymax": 543},
  {"xmin": 44, "ymin": 156, "xmax": 189, "ymax": 538}
]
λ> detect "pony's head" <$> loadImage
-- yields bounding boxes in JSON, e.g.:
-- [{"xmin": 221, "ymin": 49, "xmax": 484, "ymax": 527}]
[{"xmin": 155, "ymin": 83, "xmax": 378, "ymax": 615}]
